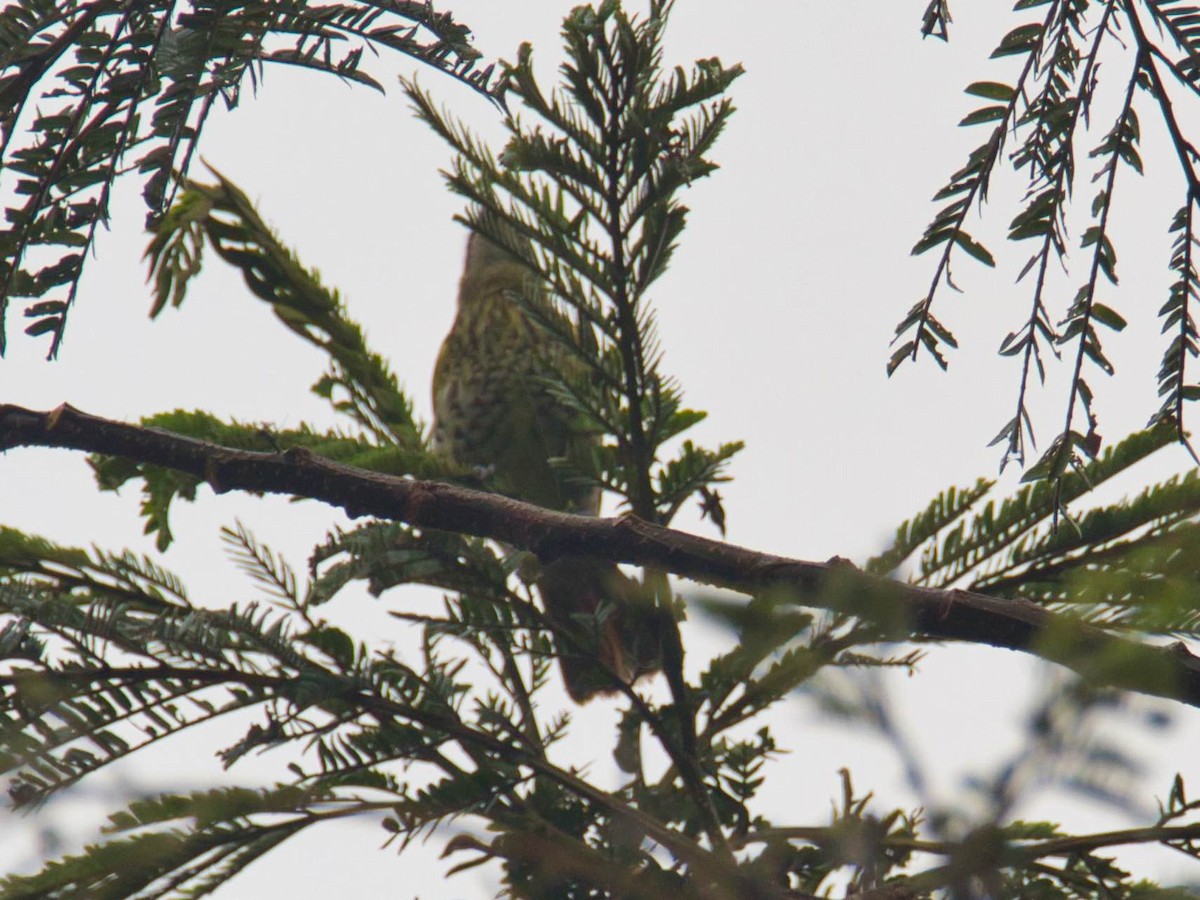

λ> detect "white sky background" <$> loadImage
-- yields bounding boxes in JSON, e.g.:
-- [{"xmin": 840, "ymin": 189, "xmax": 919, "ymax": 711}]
[{"xmin": 3, "ymin": 0, "xmax": 1200, "ymax": 895}]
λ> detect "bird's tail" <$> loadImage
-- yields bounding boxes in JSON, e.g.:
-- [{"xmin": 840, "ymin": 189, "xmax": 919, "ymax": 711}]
[{"xmin": 537, "ymin": 557, "xmax": 665, "ymax": 703}]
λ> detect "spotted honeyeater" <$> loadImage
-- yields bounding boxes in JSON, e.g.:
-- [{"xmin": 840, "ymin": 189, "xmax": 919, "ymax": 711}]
[{"xmin": 431, "ymin": 229, "xmax": 661, "ymax": 702}]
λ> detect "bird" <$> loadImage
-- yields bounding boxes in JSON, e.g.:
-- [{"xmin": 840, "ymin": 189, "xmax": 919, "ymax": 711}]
[{"xmin": 431, "ymin": 226, "xmax": 662, "ymax": 702}]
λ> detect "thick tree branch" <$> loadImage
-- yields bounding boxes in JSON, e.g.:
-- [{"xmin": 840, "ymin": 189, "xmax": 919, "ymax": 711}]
[{"xmin": 4, "ymin": 402, "xmax": 1200, "ymax": 709}]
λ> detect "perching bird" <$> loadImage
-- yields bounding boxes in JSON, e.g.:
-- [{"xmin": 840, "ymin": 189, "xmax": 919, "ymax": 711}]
[{"xmin": 431, "ymin": 228, "xmax": 661, "ymax": 702}]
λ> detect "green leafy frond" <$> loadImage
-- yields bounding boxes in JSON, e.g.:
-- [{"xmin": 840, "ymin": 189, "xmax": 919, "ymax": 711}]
[
  {"xmin": 104, "ymin": 782, "xmax": 334, "ymax": 833},
  {"xmin": 307, "ymin": 523, "xmax": 558, "ymax": 747},
  {"xmin": 0, "ymin": 784, "xmax": 325, "ymax": 899},
  {"xmin": 88, "ymin": 410, "xmax": 443, "ymax": 550},
  {"xmin": 0, "ymin": 661, "xmax": 268, "ymax": 808},
  {"xmin": 654, "ymin": 439, "xmax": 743, "ymax": 526},
  {"xmin": 293, "ymin": 710, "xmax": 436, "ymax": 780},
  {"xmin": 1, "ymin": 563, "xmax": 462, "ymax": 812},
  {"xmin": 0, "ymin": 527, "xmax": 190, "ymax": 610},
  {"xmin": 1146, "ymin": 0, "xmax": 1200, "ymax": 97},
  {"xmin": 977, "ymin": 483, "xmax": 1200, "ymax": 634},
  {"xmin": 0, "ymin": 0, "xmax": 497, "ymax": 356},
  {"xmin": 310, "ymin": 520, "xmax": 508, "ymax": 603},
  {"xmin": 1154, "ymin": 200, "xmax": 1200, "ymax": 446},
  {"xmin": 694, "ymin": 594, "xmax": 907, "ymax": 745},
  {"xmin": 220, "ymin": 521, "xmax": 303, "ymax": 608},
  {"xmin": 146, "ymin": 172, "xmax": 422, "ymax": 447},
  {"xmin": 989, "ymin": 0, "xmax": 1111, "ymax": 470},
  {"xmin": 911, "ymin": 423, "xmax": 1176, "ymax": 589},
  {"xmin": 873, "ymin": 422, "xmax": 1200, "ymax": 636},
  {"xmin": 0, "ymin": 595, "xmax": 323, "ymax": 805},
  {"xmin": 865, "ymin": 477, "xmax": 993, "ymax": 577},
  {"xmin": 388, "ymin": 765, "xmax": 524, "ymax": 850},
  {"xmin": 890, "ymin": 10, "xmax": 1045, "ymax": 376},
  {"xmin": 1027, "ymin": 60, "xmax": 1141, "ymax": 488}
]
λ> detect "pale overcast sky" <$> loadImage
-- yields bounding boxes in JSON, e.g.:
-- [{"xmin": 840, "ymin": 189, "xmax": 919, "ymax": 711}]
[{"xmin": 3, "ymin": 1, "xmax": 1199, "ymax": 895}]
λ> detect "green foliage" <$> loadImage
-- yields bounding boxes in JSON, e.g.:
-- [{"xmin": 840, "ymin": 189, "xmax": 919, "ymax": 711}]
[
  {"xmin": 0, "ymin": 0, "xmax": 497, "ymax": 358},
  {"xmin": 1158, "ymin": 202, "xmax": 1200, "ymax": 431},
  {"xmin": 895, "ymin": 0, "xmax": 1200, "ymax": 483},
  {"xmin": 865, "ymin": 477, "xmax": 994, "ymax": 578},
  {"xmin": 145, "ymin": 171, "xmax": 425, "ymax": 448},
  {"xmin": 310, "ymin": 519, "xmax": 511, "ymax": 603},
  {"xmin": 869, "ymin": 421, "xmax": 1200, "ymax": 636},
  {"xmin": 88, "ymin": 410, "xmax": 446, "ymax": 550},
  {"xmin": 0, "ymin": 808, "xmax": 303, "ymax": 899},
  {"xmin": 3, "ymin": 3, "xmax": 1200, "ymax": 899}
]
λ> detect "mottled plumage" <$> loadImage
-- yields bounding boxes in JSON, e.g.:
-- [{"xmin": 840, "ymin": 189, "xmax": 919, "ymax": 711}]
[{"xmin": 432, "ymin": 232, "xmax": 660, "ymax": 701}]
